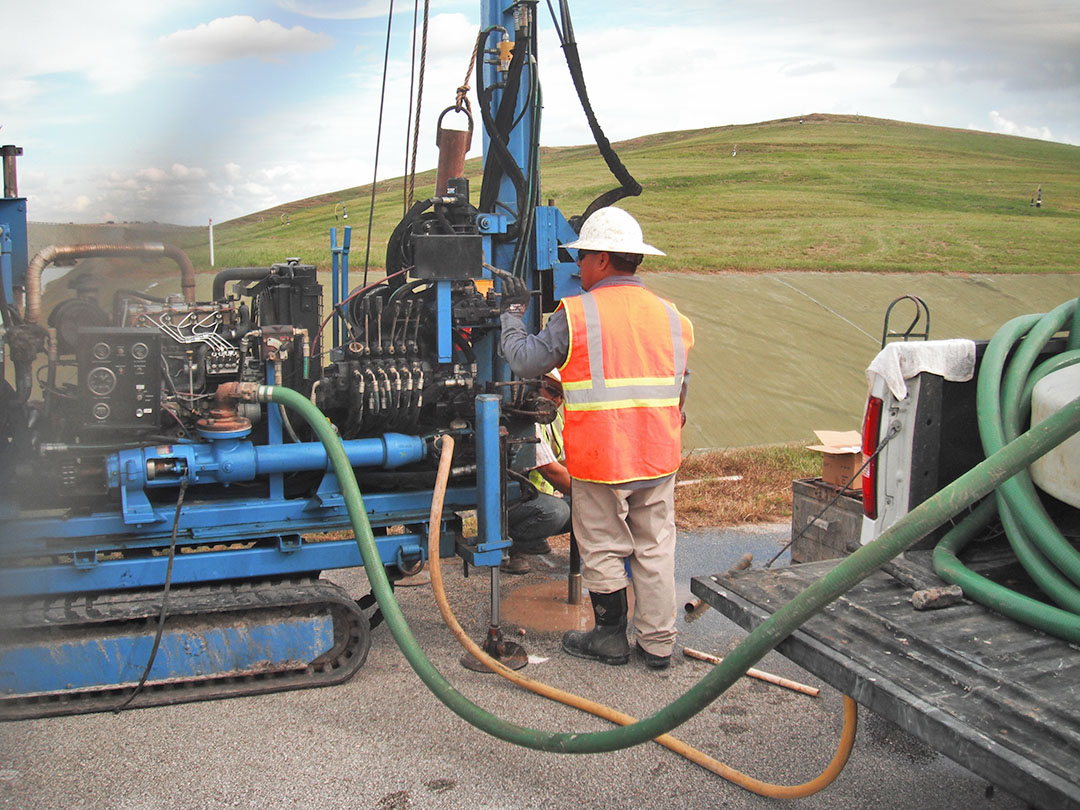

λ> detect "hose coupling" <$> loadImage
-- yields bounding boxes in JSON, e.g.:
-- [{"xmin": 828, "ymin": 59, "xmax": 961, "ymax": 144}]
[{"xmin": 215, "ymin": 381, "xmax": 263, "ymax": 405}]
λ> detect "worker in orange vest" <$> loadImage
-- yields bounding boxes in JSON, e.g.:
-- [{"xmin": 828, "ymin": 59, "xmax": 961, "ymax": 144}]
[{"xmin": 499, "ymin": 207, "xmax": 693, "ymax": 669}]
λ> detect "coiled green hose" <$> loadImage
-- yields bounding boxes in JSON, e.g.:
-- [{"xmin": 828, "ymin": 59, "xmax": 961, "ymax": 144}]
[
  {"xmin": 934, "ymin": 297, "xmax": 1080, "ymax": 641},
  {"xmin": 264, "ymin": 382, "xmax": 1080, "ymax": 753}
]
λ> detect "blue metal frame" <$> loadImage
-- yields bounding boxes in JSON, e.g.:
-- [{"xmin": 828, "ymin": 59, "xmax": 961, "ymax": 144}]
[
  {"xmin": 329, "ymin": 225, "xmax": 352, "ymax": 348},
  {"xmin": 0, "ymin": 197, "xmax": 28, "ymax": 307},
  {"xmin": 535, "ymin": 205, "xmax": 581, "ymax": 301},
  {"xmin": 0, "ymin": 484, "xmax": 481, "ymax": 596}
]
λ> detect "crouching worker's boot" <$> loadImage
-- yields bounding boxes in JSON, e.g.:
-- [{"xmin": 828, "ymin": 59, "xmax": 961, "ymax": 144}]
[{"xmin": 561, "ymin": 588, "xmax": 630, "ymax": 665}]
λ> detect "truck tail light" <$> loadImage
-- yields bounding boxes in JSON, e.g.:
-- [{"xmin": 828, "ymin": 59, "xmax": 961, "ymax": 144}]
[{"xmin": 862, "ymin": 396, "xmax": 883, "ymax": 519}]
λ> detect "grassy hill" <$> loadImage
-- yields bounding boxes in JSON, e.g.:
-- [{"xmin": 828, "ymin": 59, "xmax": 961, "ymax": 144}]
[{"xmin": 191, "ymin": 113, "xmax": 1078, "ymax": 276}]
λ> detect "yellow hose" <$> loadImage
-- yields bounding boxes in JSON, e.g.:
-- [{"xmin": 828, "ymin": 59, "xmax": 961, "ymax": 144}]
[{"xmin": 425, "ymin": 435, "xmax": 857, "ymax": 799}]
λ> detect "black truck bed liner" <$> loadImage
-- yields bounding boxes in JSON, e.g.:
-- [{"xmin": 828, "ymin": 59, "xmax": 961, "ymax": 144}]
[{"xmin": 690, "ymin": 552, "xmax": 1080, "ymax": 810}]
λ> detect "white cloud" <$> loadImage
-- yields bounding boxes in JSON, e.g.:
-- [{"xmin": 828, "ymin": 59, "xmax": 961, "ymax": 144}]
[
  {"xmin": 275, "ymin": 0, "xmax": 391, "ymax": 20},
  {"xmin": 136, "ymin": 167, "xmax": 171, "ymax": 183},
  {"xmin": 987, "ymin": 110, "xmax": 1054, "ymax": 141},
  {"xmin": 0, "ymin": 78, "xmax": 41, "ymax": 108},
  {"xmin": 0, "ymin": 2, "xmax": 171, "ymax": 99},
  {"xmin": 12, "ymin": 0, "xmax": 1080, "ymax": 226},
  {"xmin": 171, "ymin": 164, "xmax": 207, "ymax": 180},
  {"xmin": 783, "ymin": 61, "xmax": 836, "ymax": 78},
  {"xmin": 894, "ymin": 62, "xmax": 958, "ymax": 89},
  {"xmin": 159, "ymin": 16, "xmax": 333, "ymax": 65},
  {"xmin": 423, "ymin": 13, "xmax": 478, "ymax": 62}
]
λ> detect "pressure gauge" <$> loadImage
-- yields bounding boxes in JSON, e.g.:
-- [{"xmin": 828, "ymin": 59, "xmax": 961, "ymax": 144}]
[
  {"xmin": 87, "ymin": 367, "xmax": 118, "ymax": 396},
  {"xmin": 92, "ymin": 342, "xmax": 111, "ymax": 361},
  {"xmin": 131, "ymin": 342, "xmax": 150, "ymax": 360}
]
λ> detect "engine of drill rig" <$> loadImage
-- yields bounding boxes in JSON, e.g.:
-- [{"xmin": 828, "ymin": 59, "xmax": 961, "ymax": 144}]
[
  {"xmin": 34, "ymin": 260, "xmax": 320, "ymax": 448},
  {"xmin": 5, "ymin": 178, "xmax": 548, "ymax": 508}
]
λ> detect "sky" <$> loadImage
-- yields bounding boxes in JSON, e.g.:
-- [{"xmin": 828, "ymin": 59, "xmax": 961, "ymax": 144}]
[{"xmin": 4, "ymin": 0, "xmax": 1078, "ymax": 226}]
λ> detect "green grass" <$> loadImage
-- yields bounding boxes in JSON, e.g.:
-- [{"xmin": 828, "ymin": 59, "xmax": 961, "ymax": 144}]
[{"xmin": 141, "ymin": 113, "xmax": 1080, "ymax": 277}]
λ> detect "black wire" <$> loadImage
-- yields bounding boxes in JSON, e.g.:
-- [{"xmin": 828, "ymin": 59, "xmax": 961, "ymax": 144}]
[
  {"xmin": 362, "ymin": 0, "xmax": 396, "ymax": 288},
  {"xmin": 404, "ymin": 0, "xmax": 420, "ymax": 216},
  {"xmin": 765, "ymin": 424, "xmax": 900, "ymax": 568},
  {"xmin": 544, "ymin": 0, "xmax": 564, "ymax": 43},
  {"xmin": 508, "ymin": 21, "xmax": 542, "ymax": 279},
  {"xmin": 114, "ymin": 479, "xmax": 188, "ymax": 712}
]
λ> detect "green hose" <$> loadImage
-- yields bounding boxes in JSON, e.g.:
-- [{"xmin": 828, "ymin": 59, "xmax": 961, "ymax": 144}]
[
  {"xmin": 263, "ymin": 383, "xmax": 1080, "ymax": 754},
  {"xmin": 936, "ymin": 297, "xmax": 1080, "ymax": 635},
  {"xmin": 933, "ymin": 498, "xmax": 1080, "ymax": 642}
]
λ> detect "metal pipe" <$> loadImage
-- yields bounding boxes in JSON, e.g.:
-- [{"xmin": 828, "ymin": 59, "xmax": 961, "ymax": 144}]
[
  {"xmin": 2, "ymin": 145, "xmax": 22, "ymax": 198},
  {"xmin": 435, "ymin": 107, "xmax": 473, "ymax": 196},
  {"xmin": 25, "ymin": 243, "xmax": 197, "ymax": 324},
  {"xmin": 568, "ymin": 526, "xmax": 582, "ymax": 605},
  {"xmin": 475, "ymin": 394, "xmax": 502, "ymax": 551},
  {"xmin": 212, "ymin": 266, "xmax": 271, "ymax": 301},
  {"xmin": 106, "ymin": 432, "xmax": 427, "ymax": 490}
]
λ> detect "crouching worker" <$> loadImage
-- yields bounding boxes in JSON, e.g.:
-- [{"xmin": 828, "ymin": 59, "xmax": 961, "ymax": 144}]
[
  {"xmin": 498, "ymin": 207, "xmax": 693, "ymax": 669},
  {"xmin": 502, "ymin": 370, "xmax": 572, "ymax": 575}
]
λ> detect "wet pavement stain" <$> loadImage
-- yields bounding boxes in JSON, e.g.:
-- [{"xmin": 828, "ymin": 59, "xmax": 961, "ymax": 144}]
[{"xmin": 500, "ymin": 579, "xmax": 595, "ymax": 634}]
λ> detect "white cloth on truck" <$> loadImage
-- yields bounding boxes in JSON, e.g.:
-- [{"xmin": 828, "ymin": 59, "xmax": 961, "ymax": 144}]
[{"xmin": 866, "ymin": 339, "xmax": 977, "ymax": 401}]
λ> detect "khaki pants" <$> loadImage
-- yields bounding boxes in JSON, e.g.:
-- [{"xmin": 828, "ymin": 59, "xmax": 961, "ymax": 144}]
[{"xmin": 571, "ymin": 476, "xmax": 677, "ymax": 656}]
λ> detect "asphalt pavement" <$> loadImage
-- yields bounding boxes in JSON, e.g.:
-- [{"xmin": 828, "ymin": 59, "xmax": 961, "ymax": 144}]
[{"xmin": 0, "ymin": 526, "xmax": 1028, "ymax": 810}]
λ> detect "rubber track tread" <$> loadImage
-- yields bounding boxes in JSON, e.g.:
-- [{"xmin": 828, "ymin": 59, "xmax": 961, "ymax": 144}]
[{"xmin": 0, "ymin": 577, "xmax": 370, "ymax": 720}]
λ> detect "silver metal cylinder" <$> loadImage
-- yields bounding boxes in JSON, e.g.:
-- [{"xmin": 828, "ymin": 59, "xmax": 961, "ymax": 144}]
[{"xmin": 568, "ymin": 572, "xmax": 582, "ymax": 605}]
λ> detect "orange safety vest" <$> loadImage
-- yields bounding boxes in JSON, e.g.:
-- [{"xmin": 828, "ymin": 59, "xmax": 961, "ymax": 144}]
[{"xmin": 558, "ymin": 284, "xmax": 694, "ymax": 484}]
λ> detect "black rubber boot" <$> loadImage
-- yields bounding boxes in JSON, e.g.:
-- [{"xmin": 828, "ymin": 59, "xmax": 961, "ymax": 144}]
[
  {"xmin": 561, "ymin": 589, "xmax": 631, "ymax": 665},
  {"xmin": 635, "ymin": 641, "xmax": 671, "ymax": 670}
]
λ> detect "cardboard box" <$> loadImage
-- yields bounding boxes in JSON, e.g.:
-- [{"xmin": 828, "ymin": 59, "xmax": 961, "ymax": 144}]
[{"xmin": 807, "ymin": 430, "xmax": 864, "ymax": 490}]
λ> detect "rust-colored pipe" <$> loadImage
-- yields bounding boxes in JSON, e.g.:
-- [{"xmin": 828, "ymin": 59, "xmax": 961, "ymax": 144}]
[
  {"xmin": 434, "ymin": 106, "xmax": 473, "ymax": 196},
  {"xmin": 24, "ymin": 242, "xmax": 197, "ymax": 325}
]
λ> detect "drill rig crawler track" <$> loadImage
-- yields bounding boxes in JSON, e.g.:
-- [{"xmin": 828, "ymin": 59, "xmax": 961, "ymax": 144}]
[{"xmin": 0, "ymin": 576, "xmax": 370, "ymax": 720}]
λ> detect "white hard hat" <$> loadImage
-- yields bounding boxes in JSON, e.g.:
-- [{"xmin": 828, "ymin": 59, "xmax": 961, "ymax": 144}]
[{"xmin": 563, "ymin": 207, "xmax": 665, "ymax": 256}]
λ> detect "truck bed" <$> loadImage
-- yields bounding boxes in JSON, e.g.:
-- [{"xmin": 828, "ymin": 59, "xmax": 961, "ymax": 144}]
[{"xmin": 690, "ymin": 549, "xmax": 1080, "ymax": 810}]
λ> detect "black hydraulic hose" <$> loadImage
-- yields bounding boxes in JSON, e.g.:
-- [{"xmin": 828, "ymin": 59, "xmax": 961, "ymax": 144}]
[
  {"xmin": 510, "ymin": 23, "xmax": 543, "ymax": 280},
  {"xmin": 476, "ymin": 30, "xmax": 529, "ymax": 229},
  {"xmin": 550, "ymin": 0, "xmax": 641, "ymax": 221},
  {"xmin": 212, "ymin": 267, "xmax": 272, "ymax": 301},
  {"xmin": 114, "ymin": 480, "xmax": 187, "ymax": 712},
  {"xmin": 385, "ymin": 197, "xmax": 437, "ymax": 292},
  {"xmin": 452, "ymin": 329, "xmax": 476, "ymax": 363}
]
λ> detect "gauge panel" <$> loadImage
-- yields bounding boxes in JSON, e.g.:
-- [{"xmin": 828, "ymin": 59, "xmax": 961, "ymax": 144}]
[{"xmin": 77, "ymin": 328, "xmax": 160, "ymax": 434}]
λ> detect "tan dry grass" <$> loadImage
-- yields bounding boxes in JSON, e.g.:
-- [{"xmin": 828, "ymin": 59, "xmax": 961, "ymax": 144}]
[{"xmin": 675, "ymin": 444, "xmax": 820, "ymax": 528}]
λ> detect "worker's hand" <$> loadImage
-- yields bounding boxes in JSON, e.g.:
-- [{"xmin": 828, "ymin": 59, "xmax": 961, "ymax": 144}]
[{"xmin": 500, "ymin": 276, "xmax": 530, "ymax": 315}]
